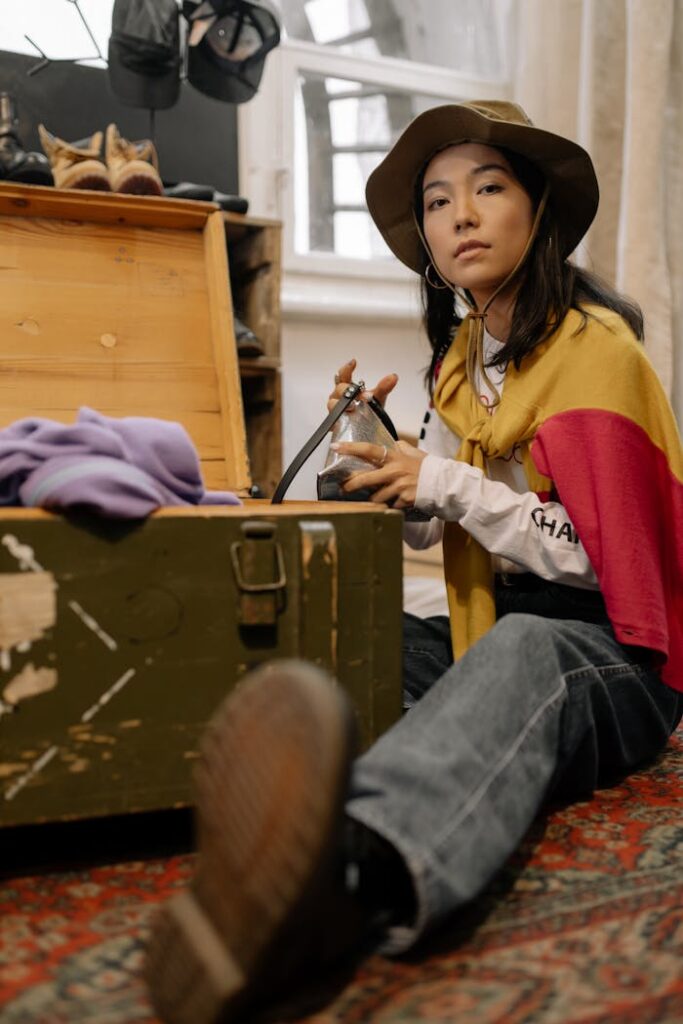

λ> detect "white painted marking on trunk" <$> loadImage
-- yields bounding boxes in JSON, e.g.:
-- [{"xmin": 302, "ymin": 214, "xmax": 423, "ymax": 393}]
[
  {"xmin": 1, "ymin": 537, "xmax": 118, "ymax": 653},
  {"xmin": 1, "ymin": 535, "xmax": 44, "ymax": 572},
  {"xmin": 3, "ymin": 664, "xmax": 137, "ymax": 800},
  {"xmin": 4, "ymin": 745, "xmax": 58, "ymax": 801},
  {"xmin": 3, "ymin": 664, "xmax": 57, "ymax": 706},
  {"xmin": 0, "ymin": 572, "xmax": 57, "ymax": 650},
  {"xmin": 0, "ymin": 698, "xmax": 15, "ymax": 719},
  {"xmin": 68, "ymin": 601, "xmax": 118, "ymax": 651},
  {"xmin": 80, "ymin": 668, "xmax": 136, "ymax": 724}
]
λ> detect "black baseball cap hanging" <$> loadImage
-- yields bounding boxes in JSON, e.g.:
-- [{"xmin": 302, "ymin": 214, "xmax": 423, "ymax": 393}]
[
  {"xmin": 183, "ymin": 0, "xmax": 281, "ymax": 104},
  {"xmin": 108, "ymin": 0, "xmax": 181, "ymax": 110}
]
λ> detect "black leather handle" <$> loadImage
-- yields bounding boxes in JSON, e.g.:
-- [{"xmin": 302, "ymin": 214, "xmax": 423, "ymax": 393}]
[
  {"xmin": 367, "ymin": 395, "xmax": 399, "ymax": 440},
  {"xmin": 270, "ymin": 381, "xmax": 365, "ymax": 504}
]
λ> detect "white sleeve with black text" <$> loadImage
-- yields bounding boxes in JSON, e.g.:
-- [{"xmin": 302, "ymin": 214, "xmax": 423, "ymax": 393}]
[{"xmin": 415, "ymin": 453, "xmax": 599, "ymax": 588}]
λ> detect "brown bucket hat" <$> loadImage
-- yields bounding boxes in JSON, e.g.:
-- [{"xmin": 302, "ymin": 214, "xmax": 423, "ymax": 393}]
[{"xmin": 365, "ymin": 100, "xmax": 599, "ymax": 272}]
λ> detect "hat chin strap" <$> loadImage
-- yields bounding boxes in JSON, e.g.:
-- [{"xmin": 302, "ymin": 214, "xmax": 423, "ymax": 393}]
[{"xmin": 415, "ymin": 182, "xmax": 550, "ymax": 408}]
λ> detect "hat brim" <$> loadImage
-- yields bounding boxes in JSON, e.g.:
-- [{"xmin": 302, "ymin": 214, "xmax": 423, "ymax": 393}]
[
  {"xmin": 186, "ymin": 45, "xmax": 263, "ymax": 104},
  {"xmin": 108, "ymin": 38, "xmax": 181, "ymax": 110},
  {"xmin": 365, "ymin": 104, "xmax": 599, "ymax": 269}
]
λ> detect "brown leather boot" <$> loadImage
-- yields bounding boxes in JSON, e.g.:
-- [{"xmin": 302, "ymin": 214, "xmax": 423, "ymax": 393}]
[
  {"xmin": 143, "ymin": 660, "xmax": 375, "ymax": 1024},
  {"xmin": 37, "ymin": 125, "xmax": 110, "ymax": 191},
  {"xmin": 105, "ymin": 123, "xmax": 163, "ymax": 195}
]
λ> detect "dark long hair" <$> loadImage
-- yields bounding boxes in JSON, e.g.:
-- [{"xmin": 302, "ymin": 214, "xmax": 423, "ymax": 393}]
[{"xmin": 416, "ymin": 146, "xmax": 644, "ymax": 391}]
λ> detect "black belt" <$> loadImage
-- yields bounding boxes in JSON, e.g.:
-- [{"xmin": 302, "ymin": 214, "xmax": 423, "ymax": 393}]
[
  {"xmin": 495, "ymin": 572, "xmax": 545, "ymax": 589},
  {"xmin": 495, "ymin": 573, "xmax": 605, "ymax": 603}
]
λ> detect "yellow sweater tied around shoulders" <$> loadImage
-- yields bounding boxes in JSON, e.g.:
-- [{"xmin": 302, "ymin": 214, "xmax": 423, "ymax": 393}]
[{"xmin": 432, "ymin": 304, "xmax": 683, "ymax": 666}]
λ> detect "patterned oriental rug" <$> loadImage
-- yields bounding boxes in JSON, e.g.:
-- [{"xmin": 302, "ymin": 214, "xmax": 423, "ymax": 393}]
[{"xmin": 1, "ymin": 725, "xmax": 682, "ymax": 1024}]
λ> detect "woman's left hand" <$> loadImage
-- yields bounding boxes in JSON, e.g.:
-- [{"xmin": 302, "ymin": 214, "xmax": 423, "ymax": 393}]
[{"xmin": 333, "ymin": 440, "xmax": 427, "ymax": 508}]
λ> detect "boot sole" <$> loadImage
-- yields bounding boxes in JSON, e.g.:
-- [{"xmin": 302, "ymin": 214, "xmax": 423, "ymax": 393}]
[
  {"xmin": 116, "ymin": 174, "xmax": 163, "ymax": 196},
  {"xmin": 56, "ymin": 159, "xmax": 111, "ymax": 192},
  {"xmin": 68, "ymin": 173, "xmax": 111, "ymax": 192},
  {"xmin": 144, "ymin": 660, "xmax": 355, "ymax": 1024},
  {"xmin": 146, "ymin": 890, "xmax": 246, "ymax": 1023},
  {"xmin": 114, "ymin": 161, "xmax": 163, "ymax": 196}
]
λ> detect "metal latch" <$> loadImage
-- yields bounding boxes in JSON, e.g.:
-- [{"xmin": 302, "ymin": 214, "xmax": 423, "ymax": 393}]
[{"xmin": 230, "ymin": 520, "xmax": 286, "ymax": 626}]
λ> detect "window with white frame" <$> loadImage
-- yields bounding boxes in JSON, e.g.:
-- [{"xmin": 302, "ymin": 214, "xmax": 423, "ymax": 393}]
[
  {"xmin": 241, "ymin": 0, "xmax": 515, "ymax": 280},
  {"xmin": 3, "ymin": 0, "xmax": 111, "ymax": 66}
]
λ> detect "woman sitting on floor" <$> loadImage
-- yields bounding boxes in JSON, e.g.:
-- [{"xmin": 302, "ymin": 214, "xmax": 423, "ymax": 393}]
[{"xmin": 145, "ymin": 100, "xmax": 683, "ymax": 1024}]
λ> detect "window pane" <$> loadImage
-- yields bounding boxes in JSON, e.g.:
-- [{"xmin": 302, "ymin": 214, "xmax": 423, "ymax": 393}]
[
  {"xmin": 4, "ymin": 0, "xmax": 112, "ymax": 66},
  {"xmin": 325, "ymin": 77, "xmax": 363, "ymax": 95},
  {"xmin": 280, "ymin": 0, "xmax": 513, "ymax": 78},
  {"xmin": 328, "ymin": 93, "xmax": 392, "ymax": 148},
  {"xmin": 294, "ymin": 71, "xmax": 452, "ymax": 259},
  {"xmin": 303, "ymin": 0, "xmax": 370, "ymax": 45},
  {"xmin": 332, "ymin": 153, "xmax": 366, "ymax": 205},
  {"xmin": 334, "ymin": 211, "xmax": 387, "ymax": 259}
]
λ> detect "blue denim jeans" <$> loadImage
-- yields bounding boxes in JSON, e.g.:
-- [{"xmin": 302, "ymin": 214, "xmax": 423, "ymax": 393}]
[{"xmin": 346, "ymin": 583, "xmax": 683, "ymax": 954}]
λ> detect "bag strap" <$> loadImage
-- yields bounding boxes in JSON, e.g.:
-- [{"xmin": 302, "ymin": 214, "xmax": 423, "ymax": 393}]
[{"xmin": 271, "ymin": 381, "xmax": 365, "ymax": 504}]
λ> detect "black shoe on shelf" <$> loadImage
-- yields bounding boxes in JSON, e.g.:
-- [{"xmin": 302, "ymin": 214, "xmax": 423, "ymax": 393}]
[
  {"xmin": 234, "ymin": 316, "xmax": 265, "ymax": 358},
  {"xmin": 0, "ymin": 93, "xmax": 53, "ymax": 186},
  {"xmin": 164, "ymin": 181, "xmax": 215, "ymax": 201},
  {"xmin": 164, "ymin": 181, "xmax": 249, "ymax": 214},
  {"xmin": 213, "ymin": 191, "xmax": 249, "ymax": 214}
]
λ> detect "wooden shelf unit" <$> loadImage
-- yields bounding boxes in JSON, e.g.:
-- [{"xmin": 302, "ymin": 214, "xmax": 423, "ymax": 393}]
[
  {"xmin": 0, "ymin": 184, "xmax": 284, "ymax": 500},
  {"xmin": 224, "ymin": 213, "xmax": 282, "ymax": 497}
]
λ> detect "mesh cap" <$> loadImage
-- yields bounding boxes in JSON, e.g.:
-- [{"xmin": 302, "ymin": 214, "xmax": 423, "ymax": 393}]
[
  {"xmin": 183, "ymin": 0, "xmax": 281, "ymax": 104},
  {"xmin": 108, "ymin": 0, "xmax": 181, "ymax": 110}
]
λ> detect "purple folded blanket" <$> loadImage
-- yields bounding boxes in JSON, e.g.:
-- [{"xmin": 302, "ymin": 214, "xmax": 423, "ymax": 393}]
[{"xmin": 0, "ymin": 408, "xmax": 242, "ymax": 517}]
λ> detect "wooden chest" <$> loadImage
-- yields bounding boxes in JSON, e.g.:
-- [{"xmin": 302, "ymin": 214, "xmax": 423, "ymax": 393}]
[{"xmin": 0, "ymin": 185, "xmax": 403, "ymax": 827}]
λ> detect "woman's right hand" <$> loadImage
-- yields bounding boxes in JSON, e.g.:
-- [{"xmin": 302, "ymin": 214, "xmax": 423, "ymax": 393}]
[{"xmin": 326, "ymin": 358, "xmax": 399, "ymax": 412}]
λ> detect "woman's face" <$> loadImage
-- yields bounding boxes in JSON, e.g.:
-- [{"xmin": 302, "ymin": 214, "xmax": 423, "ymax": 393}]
[{"xmin": 421, "ymin": 142, "xmax": 535, "ymax": 308}]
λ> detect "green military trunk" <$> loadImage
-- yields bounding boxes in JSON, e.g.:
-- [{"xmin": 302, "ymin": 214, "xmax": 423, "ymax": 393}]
[
  {"xmin": 0, "ymin": 187, "xmax": 405, "ymax": 830},
  {"xmin": 0, "ymin": 504, "xmax": 403, "ymax": 827}
]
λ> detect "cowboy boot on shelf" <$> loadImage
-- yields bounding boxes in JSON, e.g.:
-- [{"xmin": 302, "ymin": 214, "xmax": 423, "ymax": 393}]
[
  {"xmin": 38, "ymin": 125, "xmax": 111, "ymax": 191},
  {"xmin": 105, "ymin": 123, "xmax": 163, "ymax": 196},
  {"xmin": 0, "ymin": 94, "xmax": 53, "ymax": 185}
]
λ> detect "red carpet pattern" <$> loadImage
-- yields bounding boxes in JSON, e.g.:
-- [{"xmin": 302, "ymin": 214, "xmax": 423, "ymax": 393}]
[{"xmin": 1, "ymin": 727, "xmax": 682, "ymax": 1024}]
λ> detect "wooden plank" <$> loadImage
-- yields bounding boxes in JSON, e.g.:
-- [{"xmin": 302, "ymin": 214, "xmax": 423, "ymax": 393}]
[
  {"xmin": 152, "ymin": 501, "xmax": 393, "ymax": 517},
  {"xmin": 0, "ymin": 501, "xmax": 395, "ymax": 521},
  {"xmin": 0, "ymin": 218, "xmax": 215, "ymax": 378},
  {"xmin": 228, "ymin": 221, "xmax": 282, "ymax": 360},
  {"xmin": 238, "ymin": 356, "xmax": 280, "ymax": 374},
  {"xmin": 228, "ymin": 226, "xmax": 280, "ymax": 273},
  {"xmin": 241, "ymin": 366, "xmax": 282, "ymax": 497},
  {"xmin": 0, "ymin": 362, "xmax": 220, "ymax": 416},
  {"xmin": 203, "ymin": 211, "xmax": 251, "ymax": 492},
  {"xmin": 223, "ymin": 210, "xmax": 282, "ymax": 233},
  {"xmin": 0, "ymin": 182, "xmax": 217, "ymax": 230}
]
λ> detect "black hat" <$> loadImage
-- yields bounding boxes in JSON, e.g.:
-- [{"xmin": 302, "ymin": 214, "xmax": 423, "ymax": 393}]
[
  {"xmin": 108, "ymin": 0, "xmax": 181, "ymax": 111},
  {"xmin": 183, "ymin": 0, "xmax": 281, "ymax": 105}
]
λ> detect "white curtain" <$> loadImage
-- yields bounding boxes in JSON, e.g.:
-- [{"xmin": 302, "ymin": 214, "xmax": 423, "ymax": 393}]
[{"xmin": 515, "ymin": 0, "xmax": 683, "ymax": 421}]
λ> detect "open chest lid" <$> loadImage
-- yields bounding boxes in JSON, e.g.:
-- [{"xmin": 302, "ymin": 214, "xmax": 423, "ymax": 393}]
[{"xmin": 0, "ymin": 183, "xmax": 251, "ymax": 495}]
